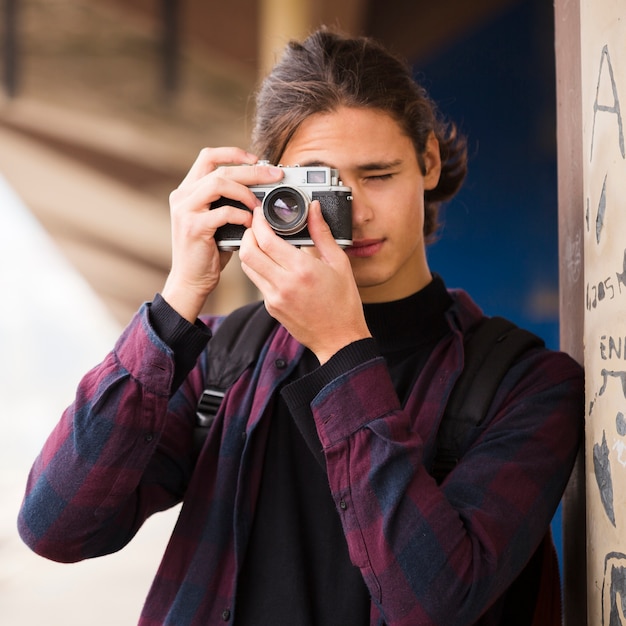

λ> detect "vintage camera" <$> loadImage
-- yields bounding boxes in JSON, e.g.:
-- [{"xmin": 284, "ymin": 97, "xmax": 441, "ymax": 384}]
[{"xmin": 212, "ymin": 163, "xmax": 353, "ymax": 250}]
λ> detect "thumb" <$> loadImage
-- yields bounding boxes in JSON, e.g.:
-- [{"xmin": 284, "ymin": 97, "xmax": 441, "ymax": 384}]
[{"xmin": 307, "ymin": 201, "xmax": 339, "ymax": 255}]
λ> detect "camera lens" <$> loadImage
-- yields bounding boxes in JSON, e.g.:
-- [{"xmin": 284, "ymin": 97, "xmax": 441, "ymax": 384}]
[{"xmin": 263, "ymin": 187, "xmax": 309, "ymax": 235}]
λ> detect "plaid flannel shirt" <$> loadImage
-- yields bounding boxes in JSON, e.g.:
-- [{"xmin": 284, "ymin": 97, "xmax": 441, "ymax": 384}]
[{"xmin": 18, "ymin": 289, "xmax": 583, "ymax": 625}]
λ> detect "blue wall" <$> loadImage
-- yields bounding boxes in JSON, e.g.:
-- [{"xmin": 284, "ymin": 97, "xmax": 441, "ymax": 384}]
[
  {"xmin": 419, "ymin": 0, "xmax": 559, "ymax": 349},
  {"xmin": 415, "ymin": 0, "xmax": 564, "ymax": 561}
]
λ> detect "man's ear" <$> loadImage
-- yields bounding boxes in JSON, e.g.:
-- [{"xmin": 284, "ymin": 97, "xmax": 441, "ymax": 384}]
[{"xmin": 423, "ymin": 132, "xmax": 442, "ymax": 190}]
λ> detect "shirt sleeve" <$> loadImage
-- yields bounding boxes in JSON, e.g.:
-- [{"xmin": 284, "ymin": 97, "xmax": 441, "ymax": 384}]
[
  {"xmin": 17, "ymin": 301, "xmax": 213, "ymax": 564},
  {"xmin": 281, "ymin": 338, "xmax": 381, "ymax": 470},
  {"xmin": 293, "ymin": 345, "xmax": 584, "ymax": 625},
  {"xmin": 148, "ymin": 293, "xmax": 212, "ymax": 392}
]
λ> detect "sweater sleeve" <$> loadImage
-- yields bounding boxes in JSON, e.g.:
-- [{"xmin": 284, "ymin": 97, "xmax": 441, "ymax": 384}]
[
  {"xmin": 17, "ymin": 302, "xmax": 212, "ymax": 563},
  {"xmin": 289, "ymin": 343, "xmax": 584, "ymax": 625},
  {"xmin": 148, "ymin": 293, "xmax": 212, "ymax": 392}
]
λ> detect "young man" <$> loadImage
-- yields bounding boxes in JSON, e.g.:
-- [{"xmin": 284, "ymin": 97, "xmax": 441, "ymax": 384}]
[{"xmin": 18, "ymin": 29, "xmax": 583, "ymax": 625}]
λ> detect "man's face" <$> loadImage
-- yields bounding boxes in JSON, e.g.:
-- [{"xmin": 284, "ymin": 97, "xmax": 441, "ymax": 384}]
[{"xmin": 280, "ymin": 106, "xmax": 441, "ymax": 303}]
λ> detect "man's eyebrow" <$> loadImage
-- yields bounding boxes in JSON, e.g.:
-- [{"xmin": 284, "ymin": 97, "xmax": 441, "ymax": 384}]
[
  {"xmin": 294, "ymin": 160, "xmax": 328, "ymax": 168},
  {"xmin": 355, "ymin": 159, "xmax": 403, "ymax": 172},
  {"xmin": 296, "ymin": 159, "xmax": 403, "ymax": 171}
]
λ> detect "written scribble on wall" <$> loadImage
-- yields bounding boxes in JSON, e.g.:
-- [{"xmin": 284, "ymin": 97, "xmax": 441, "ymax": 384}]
[
  {"xmin": 603, "ymin": 554, "xmax": 626, "ymax": 626},
  {"xmin": 586, "ymin": 37, "xmax": 625, "ymax": 522},
  {"xmin": 582, "ymin": 19, "xmax": 626, "ymax": 624},
  {"xmin": 594, "ymin": 430, "xmax": 616, "ymax": 526}
]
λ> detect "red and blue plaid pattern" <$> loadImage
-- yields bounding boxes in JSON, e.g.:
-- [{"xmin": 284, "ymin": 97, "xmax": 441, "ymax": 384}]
[{"xmin": 18, "ymin": 290, "xmax": 583, "ymax": 625}]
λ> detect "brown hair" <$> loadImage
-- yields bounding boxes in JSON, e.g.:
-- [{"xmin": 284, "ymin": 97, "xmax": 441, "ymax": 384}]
[{"xmin": 251, "ymin": 28, "xmax": 468, "ymax": 241}]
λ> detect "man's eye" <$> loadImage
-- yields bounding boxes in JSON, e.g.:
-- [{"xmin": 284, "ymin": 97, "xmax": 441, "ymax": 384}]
[{"xmin": 367, "ymin": 174, "xmax": 393, "ymax": 181}]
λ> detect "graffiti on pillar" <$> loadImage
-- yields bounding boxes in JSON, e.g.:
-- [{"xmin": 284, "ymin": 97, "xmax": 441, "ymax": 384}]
[
  {"xmin": 603, "ymin": 553, "xmax": 626, "ymax": 625},
  {"xmin": 594, "ymin": 430, "xmax": 616, "ymax": 526},
  {"xmin": 590, "ymin": 44, "xmax": 625, "ymax": 163},
  {"xmin": 590, "ymin": 340, "xmax": 626, "ymax": 528},
  {"xmin": 586, "ymin": 37, "xmax": 626, "ymax": 506},
  {"xmin": 585, "ymin": 249, "xmax": 626, "ymax": 312},
  {"xmin": 583, "ymin": 29, "xmax": 626, "ymax": 623}
]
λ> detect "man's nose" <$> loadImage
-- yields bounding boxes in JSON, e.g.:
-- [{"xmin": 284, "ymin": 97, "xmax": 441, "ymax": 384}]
[{"xmin": 350, "ymin": 191, "xmax": 374, "ymax": 226}]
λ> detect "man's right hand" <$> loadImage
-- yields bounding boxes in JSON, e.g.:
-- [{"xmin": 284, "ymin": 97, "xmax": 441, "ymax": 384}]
[{"xmin": 161, "ymin": 147, "xmax": 285, "ymax": 322}]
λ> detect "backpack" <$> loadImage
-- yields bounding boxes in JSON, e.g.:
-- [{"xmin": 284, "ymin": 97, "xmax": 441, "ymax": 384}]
[
  {"xmin": 194, "ymin": 300, "xmax": 555, "ymax": 625},
  {"xmin": 195, "ymin": 300, "xmax": 545, "ymax": 475}
]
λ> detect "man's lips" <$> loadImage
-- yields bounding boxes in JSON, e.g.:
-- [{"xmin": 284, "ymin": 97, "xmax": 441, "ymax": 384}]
[{"xmin": 346, "ymin": 238, "xmax": 384, "ymax": 258}]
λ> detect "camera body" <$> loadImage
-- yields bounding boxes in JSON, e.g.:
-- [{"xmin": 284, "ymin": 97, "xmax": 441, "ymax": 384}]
[{"xmin": 212, "ymin": 163, "xmax": 353, "ymax": 250}]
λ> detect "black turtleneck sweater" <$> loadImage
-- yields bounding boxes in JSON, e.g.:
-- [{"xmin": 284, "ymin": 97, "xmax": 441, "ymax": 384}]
[{"xmin": 234, "ymin": 276, "xmax": 453, "ymax": 626}]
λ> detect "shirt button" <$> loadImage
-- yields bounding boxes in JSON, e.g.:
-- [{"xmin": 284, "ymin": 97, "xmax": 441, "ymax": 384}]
[
  {"xmin": 275, "ymin": 358, "xmax": 287, "ymax": 369},
  {"xmin": 144, "ymin": 433, "xmax": 154, "ymax": 443},
  {"xmin": 339, "ymin": 500, "xmax": 347, "ymax": 510},
  {"xmin": 221, "ymin": 608, "xmax": 231, "ymax": 621}
]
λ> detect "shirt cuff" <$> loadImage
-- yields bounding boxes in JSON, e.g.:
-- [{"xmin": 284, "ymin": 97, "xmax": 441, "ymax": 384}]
[
  {"xmin": 148, "ymin": 293, "xmax": 212, "ymax": 391},
  {"xmin": 281, "ymin": 338, "xmax": 380, "ymax": 418}
]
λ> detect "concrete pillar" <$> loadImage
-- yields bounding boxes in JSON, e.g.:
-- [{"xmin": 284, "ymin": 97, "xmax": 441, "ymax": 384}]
[
  {"xmin": 558, "ymin": 0, "xmax": 626, "ymax": 623},
  {"xmin": 554, "ymin": 0, "xmax": 585, "ymax": 623},
  {"xmin": 579, "ymin": 1, "xmax": 626, "ymax": 624}
]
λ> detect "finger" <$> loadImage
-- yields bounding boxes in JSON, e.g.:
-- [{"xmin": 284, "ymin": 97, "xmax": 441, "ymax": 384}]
[
  {"xmin": 240, "ymin": 259, "xmax": 271, "ymax": 296},
  {"xmin": 180, "ymin": 163, "xmax": 286, "ymax": 215},
  {"xmin": 169, "ymin": 195, "xmax": 253, "ymax": 251},
  {"xmin": 179, "ymin": 147, "xmax": 258, "ymax": 187},
  {"xmin": 239, "ymin": 209, "xmax": 305, "ymax": 293},
  {"xmin": 248, "ymin": 205, "xmax": 301, "ymax": 270},
  {"xmin": 187, "ymin": 175, "xmax": 262, "ymax": 213},
  {"xmin": 239, "ymin": 228, "xmax": 276, "ymax": 295},
  {"xmin": 306, "ymin": 201, "xmax": 342, "ymax": 259},
  {"xmin": 204, "ymin": 204, "xmax": 254, "ymax": 232},
  {"xmin": 216, "ymin": 162, "xmax": 285, "ymax": 188}
]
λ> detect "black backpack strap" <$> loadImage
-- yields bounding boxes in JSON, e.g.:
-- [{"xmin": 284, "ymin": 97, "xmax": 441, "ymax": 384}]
[
  {"xmin": 432, "ymin": 316, "xmax": 545, "ymax": 483},
  {"xmin": 195, "ymin": 301, "xmax": 276, "ymax": 446}
]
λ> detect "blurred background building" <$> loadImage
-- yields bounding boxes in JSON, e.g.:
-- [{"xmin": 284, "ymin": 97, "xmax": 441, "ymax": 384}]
[
  {"xmin": 1, "ymin": 0, "xmax": 556, "ymax": 331},
  {"xmin": 0, "ymin": 0, "xmax": 574, "ymax": 623}
]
